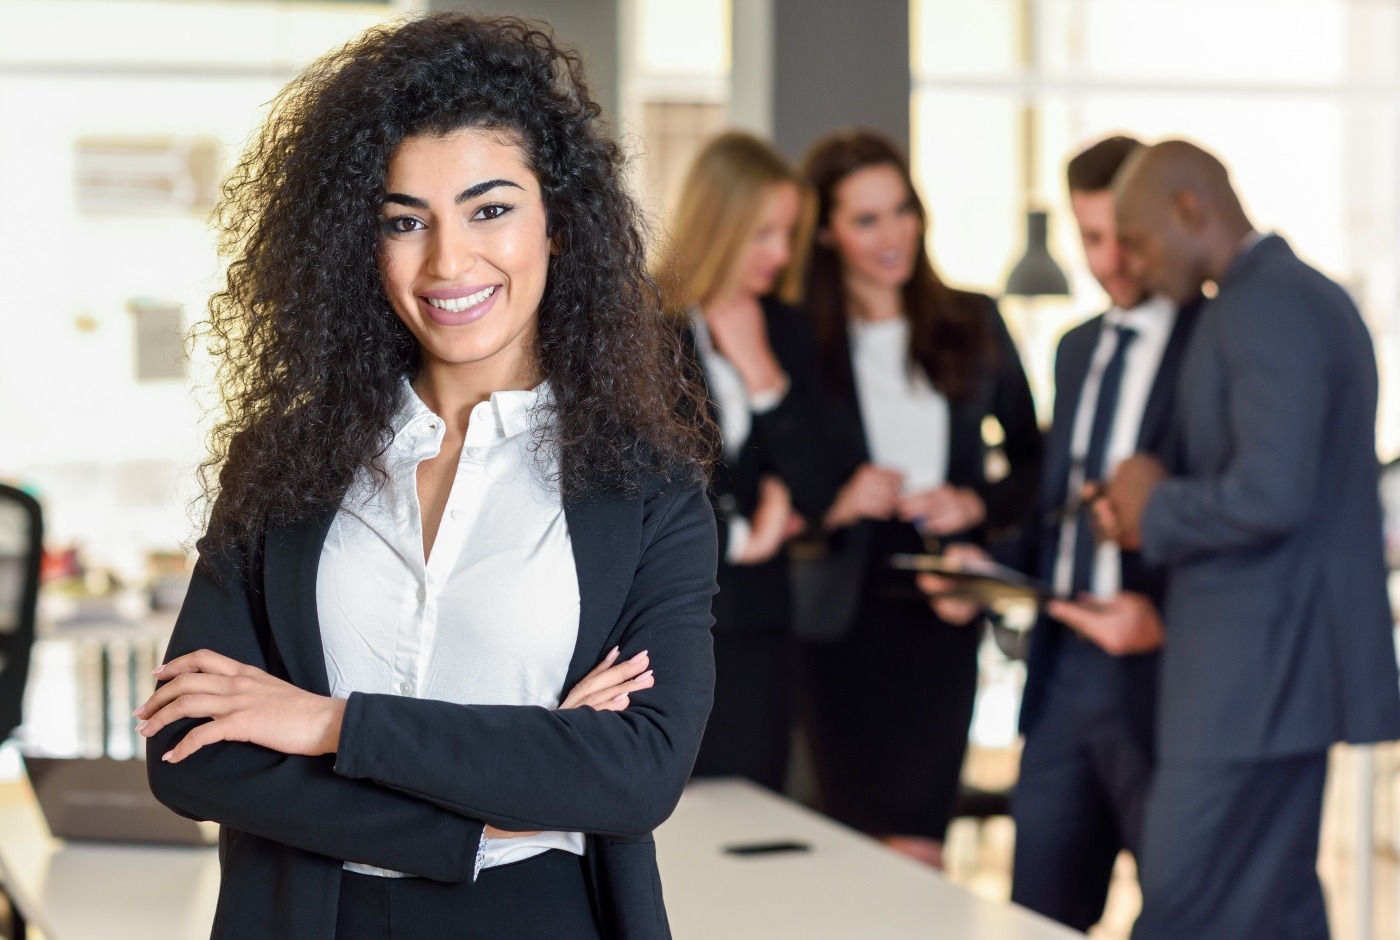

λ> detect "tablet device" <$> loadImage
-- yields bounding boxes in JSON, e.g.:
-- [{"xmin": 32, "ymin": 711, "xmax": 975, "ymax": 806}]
[{"xmin": 888, "ymin": 552, "xmax": 1060, "ymax": 605}]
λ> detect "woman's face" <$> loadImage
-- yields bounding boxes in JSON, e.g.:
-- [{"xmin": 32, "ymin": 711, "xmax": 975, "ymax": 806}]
[
  {"xmin": 823, "ymin": 163, "xmax": 922, "ymax": 294},
  {"xmin": 728, "ymin": 181, "xmax": 801, "ymax": 299},
  {"xmin": 377, "ymin": 127, "xmax": 553, "ymax": 384}
]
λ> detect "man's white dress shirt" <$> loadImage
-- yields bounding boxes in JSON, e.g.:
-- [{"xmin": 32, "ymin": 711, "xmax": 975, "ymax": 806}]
[{"xmin": 1053, "ymin": 296, "xmax": 1177, "ymax": 598}]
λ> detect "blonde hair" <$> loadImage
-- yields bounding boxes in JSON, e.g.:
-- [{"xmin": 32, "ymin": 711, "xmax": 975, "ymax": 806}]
[{"xmin": 654, "ymin": 130, "xmax": 810, "ymax": 312}]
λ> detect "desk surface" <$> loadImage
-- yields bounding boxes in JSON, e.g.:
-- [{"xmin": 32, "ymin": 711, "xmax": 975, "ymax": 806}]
[
  {"xmin": 658, "ymin": 779, "xmax": 1079, "ymax": 939},
  {"xmin": 0, "ymin": 777, "xmax": 1080, "ymax": 940}
]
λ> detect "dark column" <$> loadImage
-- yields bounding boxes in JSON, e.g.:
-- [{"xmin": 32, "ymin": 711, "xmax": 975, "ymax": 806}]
[
  {"xmin": 731, "ymin": 0, "xmax": 910, "ymax": 162},
  {"xmin": 426, "ymin": 0, "xmax": 622, "ymax": 126}
]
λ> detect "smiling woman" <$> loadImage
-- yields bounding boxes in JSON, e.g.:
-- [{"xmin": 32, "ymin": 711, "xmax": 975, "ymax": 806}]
[{"xmin": 137, "ymin": 13, "xmax": 718, "ymax": 940}]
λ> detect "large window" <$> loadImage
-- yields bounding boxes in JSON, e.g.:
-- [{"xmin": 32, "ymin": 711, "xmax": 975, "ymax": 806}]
[{"xmin": 912, "ymin": 0, "xmax": 1400, "ymax": 457}]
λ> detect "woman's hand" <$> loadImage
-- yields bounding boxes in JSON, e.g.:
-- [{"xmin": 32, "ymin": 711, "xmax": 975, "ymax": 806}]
[
  {"xmin": 898, "ymin": 484, "xmax": 985, "ymax": 536},
  {"xmin": 823, "ymin": 464, "xmax": 904, "ymax": 530},
  {"xmin": 914, "ymin": 543, "xmax": 989, "ymax": 627},
  {"xmin": 135, "ymin": 649, "xmax": 345, "ymax": 764},
  {"xmin": 558, "ymin": 646, "xmax": 654, "ymax": 711},
  {"xmin": 702, "ymin": 294, "xmax": 786, "ymax": 398},
  {"xmin": 734, "ymin": 475, "xmax": 805, "ymax": 565}
]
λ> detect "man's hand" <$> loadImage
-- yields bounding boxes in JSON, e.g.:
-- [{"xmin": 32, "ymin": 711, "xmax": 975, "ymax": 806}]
[
  {"xmin": 1047, "ymin": 591, "xmax": 1164, "ymax": 655},
  {"xmin": 1103, "ymin": 453, "xmax": 1168, "ymax": 549}
]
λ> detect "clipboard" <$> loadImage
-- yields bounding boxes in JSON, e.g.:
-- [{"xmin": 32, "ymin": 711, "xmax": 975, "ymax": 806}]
[{"xmin": 888, "ymin": 552, "xmax": 1061, "ymax": 606}]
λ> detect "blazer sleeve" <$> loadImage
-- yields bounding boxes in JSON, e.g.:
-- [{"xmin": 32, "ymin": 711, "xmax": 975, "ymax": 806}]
[
  {"xmin": 1141, "ymin": 282, "xmax": 1330, "ymax": 566},
  {"xmin": 332, "ymin": 479, "xmax": 717, "ymax": 839},
  {"xmin": 146, "ymin": 546, "xmax": 487, "ymax": 883},
  {"xmin": 978, "ymin": 298, "xmax": 1044, "ymax": 534}
]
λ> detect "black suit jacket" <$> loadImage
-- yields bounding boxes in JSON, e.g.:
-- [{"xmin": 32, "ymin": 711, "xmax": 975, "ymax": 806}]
[
  {"xmin": 1018, "ymin": 298, "xmax": 1202, "ymax": 736},
  {"xmin": 691, "ymin": 297, "xmax": 840, "ymax": 633},
  {"xmin": 147, "ymin": 474, "xmax": 717, "ymax": 940},
  {"xmin": 1143, "ymin": 235, "xmax": 1400, "ymax": 761},
  {"xmin": 796, "ymin": 291, "xmax": 1042, "ymax": 638}
]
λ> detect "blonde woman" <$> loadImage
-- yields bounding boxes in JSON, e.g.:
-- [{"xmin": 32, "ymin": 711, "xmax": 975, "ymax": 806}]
[{"xmin": 655, "ymin": 131, "xmax": 837, "ymax": 790}]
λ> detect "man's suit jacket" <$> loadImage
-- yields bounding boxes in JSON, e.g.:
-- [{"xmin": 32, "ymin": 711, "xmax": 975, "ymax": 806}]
[
  {"xmin": 1018, "ymin": 298, "xmax": 1202, "ymax": 736},
  {"xmin": 147, "ymin": 474, "xmax": 717, "ymax": 940},
  {"xmin": 1143, "ymin": 234, "xmax": 1400, "ymax": 763},
  {"xmin": 688, "ymin": 297, "xmax": 840, "ymax": 634},
  {"xmin": 792, "ymin": 291, "xmax": 1043, "ymax": 641}
]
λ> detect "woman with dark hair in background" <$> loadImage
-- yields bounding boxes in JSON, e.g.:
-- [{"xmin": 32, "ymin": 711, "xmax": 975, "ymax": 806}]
[
  {"xmin": 653, "ymin": 131, "xmax": 836, "ymax": 791},
  {"xmin": 135, "ymin": 13, "xmax": 717, "ymax": 939},
  {"xmin": 796, "ymin": 130, "xmax": 1041, "ymax": 868}
]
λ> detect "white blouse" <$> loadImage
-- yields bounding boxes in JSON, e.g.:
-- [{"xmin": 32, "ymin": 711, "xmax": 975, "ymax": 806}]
[
  {"xmin": 318, "ymin": 380, "xmax": 584, "ymax": 877},
  {"xmin": 849, "ymin": 316, "xmax": 950, "ymax": 493}
]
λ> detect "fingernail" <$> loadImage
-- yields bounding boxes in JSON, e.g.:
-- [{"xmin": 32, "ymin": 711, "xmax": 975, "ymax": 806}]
[
  {"xmin": 637, "ymin": 670, "xmax": 653, "ymax": 681},
  {"xmin": 161, "ymin": 751, "xmax": 174, "ymax": 763},
  {"xmin": 612, "ymin": 693, "xmax": 628, "ymax": 703},
  {"xmin": 629, "ymin": 649, "xmax": 648, "ymax": 663},
  {"xmin": 606, "ymin": 646, "xmax": 620, "ymax": 662},
  {"xmin": 132, "ymin": 706, "xmax": 144, "ymax": 718},
  {"xmin": 152, "ymin": 664, "xmax": 166, "ymax": 675},
  {"xmin": 136, "ymin": 720, "xmax": 148, "ymax": 734}
]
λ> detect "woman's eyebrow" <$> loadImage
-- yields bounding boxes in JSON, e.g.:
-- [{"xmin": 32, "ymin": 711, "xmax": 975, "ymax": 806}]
[
  {"xmin": 380, "ymin": 178, "xmax": 524, "ymax": 210},
  {"xmin": 456, "ymin": 178, "xmax": 523, "ymax": 203}
]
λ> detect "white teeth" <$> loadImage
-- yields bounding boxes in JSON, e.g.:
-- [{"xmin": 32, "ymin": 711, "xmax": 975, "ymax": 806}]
[{"xmin": 426, "ymin": 285, "xmax": 496, "ymax": 313}]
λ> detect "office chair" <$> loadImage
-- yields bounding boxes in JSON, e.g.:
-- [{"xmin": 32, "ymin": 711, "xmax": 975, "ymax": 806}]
[{"xmin": 0, "ymin": 484, "xmax": 42, "ymax": 744}]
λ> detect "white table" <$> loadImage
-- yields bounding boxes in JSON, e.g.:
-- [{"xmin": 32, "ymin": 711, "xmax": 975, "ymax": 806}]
[
  {"xmin": 657, "ymin": 779, "xmax": 1081, "ymax": 939},
  {"xmin": 0, "ymin": 777, "xmax": 1081, "ymax": 940}
]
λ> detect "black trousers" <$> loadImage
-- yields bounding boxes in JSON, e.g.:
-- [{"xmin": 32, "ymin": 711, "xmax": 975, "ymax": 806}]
[
  {"xmin": 1132, "ymin": 751, "xmax": 1330, "ymax": 940},
  {"xmin": 334, "ymin": 851, "xmax": 603, "ymax": 940},
  {"xmin": 1011, "ymin": 639, "xmax": 1155, "ymax": 931}
]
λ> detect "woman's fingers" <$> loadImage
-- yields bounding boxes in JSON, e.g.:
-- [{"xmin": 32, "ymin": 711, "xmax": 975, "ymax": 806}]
[
  {"xmin": 135, "ymin": 670, "xmax": 242, "ymax": 722},
  {"xmin": 582, "ymin": 671, "xmax": 654, "ymax": 711},
  {"xmin": 559, "ymin": 650, "xmax": 649, "ymax": 709},
  {"xmin": 154, "ymin": 648, "xmax": 247, "ymax": 681}
]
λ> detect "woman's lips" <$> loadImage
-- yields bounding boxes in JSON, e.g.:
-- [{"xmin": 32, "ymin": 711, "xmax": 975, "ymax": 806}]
[{"xmin": 417, "ymin": 284, "xmax": 500, "ymax": 326}]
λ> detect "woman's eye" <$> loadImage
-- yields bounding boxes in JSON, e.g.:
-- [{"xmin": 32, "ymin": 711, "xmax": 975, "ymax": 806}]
[
  {"xmin": 474, "ymin": 203, "xmax": 512, "ymax": 221},
  {"xmin": 382, "ymin": 216, "xmax": 423, "ymax": 234}
]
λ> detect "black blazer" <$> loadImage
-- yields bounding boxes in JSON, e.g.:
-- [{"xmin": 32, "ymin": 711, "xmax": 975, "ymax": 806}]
[
  {"xmin": 147, "ymin": 474, "xmax": 717, "ymax": 940},
  {"xmin": 797, "ymin": 292, "xmax": 1042, "ymax": 635},
  {"xmin": 690, "ymin": 297, "xmax": 840, "ymax": 633},
  {"xmin": 1141, "ymin": 235, "xmax": 1400, "ymax": 761},
  {"xmin": 1017, "ymin": 298, "xmax": 1202, "ymax": 736}
]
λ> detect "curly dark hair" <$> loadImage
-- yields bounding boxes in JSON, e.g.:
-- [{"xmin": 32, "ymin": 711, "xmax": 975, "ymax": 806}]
[
  {"xmin": 199, "ymin": 12, "xmax": 714, "ymax": 555},
  {"xmin": 800, "ymin": 130, "xmax": 992, "ymax": 402}
]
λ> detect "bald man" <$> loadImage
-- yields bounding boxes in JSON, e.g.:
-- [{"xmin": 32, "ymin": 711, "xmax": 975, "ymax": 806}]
[{"xmin": 1104, "ymin": 140, "xmax": 1400, "ymax": 939}]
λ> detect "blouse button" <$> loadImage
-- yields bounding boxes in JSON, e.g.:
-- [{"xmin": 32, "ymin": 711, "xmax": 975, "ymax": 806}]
[
  {"xmin": 399, "ymin": 680, "xmax": 414, "ymax": 696},
  {"xmin": 416, "ymin": 586, "xmax": 427, "ymax": 604}
]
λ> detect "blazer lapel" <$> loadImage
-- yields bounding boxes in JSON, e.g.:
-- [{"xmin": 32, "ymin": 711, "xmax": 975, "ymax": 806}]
[
  {"xmin": 1043, "ymin": 319, "xmax": 1100, "ymax": 511},
  {"xmin": 262, "ymin": 506, "xmax": 337, "ymax": 696},
  {"xmin": 1136, "ymin": 295, "xmax": 1204, "ymax": 458},
  {"xmin": 563, "ymin": 489, "xmax": 643, "ymax": 689}
]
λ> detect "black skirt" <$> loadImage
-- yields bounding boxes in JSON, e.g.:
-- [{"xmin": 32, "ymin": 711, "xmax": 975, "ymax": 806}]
[{"xmin": 800, "ymin": 524, "xmax": 982, "ymax": 839}]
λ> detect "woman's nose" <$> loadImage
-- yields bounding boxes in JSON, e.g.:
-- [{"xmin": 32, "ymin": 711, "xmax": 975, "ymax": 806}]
[{"xmin": 426, "ymin": 225, "xmax": 477, "ymax": 280}]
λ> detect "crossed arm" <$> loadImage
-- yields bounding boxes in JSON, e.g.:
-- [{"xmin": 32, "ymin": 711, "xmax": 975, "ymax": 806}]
[{"xmin": 143, "ymin": 481, "xmax": 717, "ymax": 881}]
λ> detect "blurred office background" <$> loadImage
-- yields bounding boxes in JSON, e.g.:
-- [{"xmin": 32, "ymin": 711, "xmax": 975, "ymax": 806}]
[{"xmin": 1, "ymin": 1, "xmax": 1398, "ymax": 937}]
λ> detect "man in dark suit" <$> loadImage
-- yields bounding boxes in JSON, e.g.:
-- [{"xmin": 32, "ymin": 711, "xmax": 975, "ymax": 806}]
[
  {"xmin": 1105, "ymin": 139, "xmax": 1400, "ymax": 939},
  {"xmin": 1002, "ymin": 135, "xmax": 1202, "ymax": 932}
]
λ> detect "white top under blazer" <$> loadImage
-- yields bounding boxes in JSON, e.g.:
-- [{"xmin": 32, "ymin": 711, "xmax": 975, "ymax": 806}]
[{"xmin": 318, "ymin": 380, "xmax": 584, "ymax": 878}]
